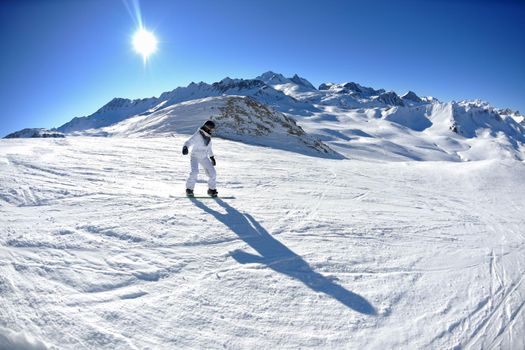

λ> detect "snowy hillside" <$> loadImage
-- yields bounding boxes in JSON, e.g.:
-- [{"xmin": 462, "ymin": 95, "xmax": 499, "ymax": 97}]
[
  {"xmin": 87, "ymin": 95, "xmax": 339, "ymax": 158},
  {"xmin": 57, "ymin": 97, "xmax": 160, "ymax": 133},
  {"xmin": 295, "ymin": 102, "xmax": 525, "ymax": 162},
  {"xmin": 1, "ymin": 136, "xmax": 524, "ymax": 349}
]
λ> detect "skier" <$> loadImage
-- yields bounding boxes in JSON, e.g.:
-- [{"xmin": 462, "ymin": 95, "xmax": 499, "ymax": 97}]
[{"xmin": 182, "ymin": 120, "xmax": 218, "ymax": 197}]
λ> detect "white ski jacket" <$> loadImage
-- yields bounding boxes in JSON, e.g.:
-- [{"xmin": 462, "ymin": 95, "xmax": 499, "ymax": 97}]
[{"xmin": 183, "ymin": 129, "xmax": 214, "ymax": 159}]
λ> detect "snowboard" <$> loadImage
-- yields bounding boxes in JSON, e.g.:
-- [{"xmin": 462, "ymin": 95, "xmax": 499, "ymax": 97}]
[
  {"xmin": 170, "ymin": 195, "xmax": 235, "ymax": 199},
  {"xmin": 188, "ymin": 196, "xmax": 234, "ymax": 199}
]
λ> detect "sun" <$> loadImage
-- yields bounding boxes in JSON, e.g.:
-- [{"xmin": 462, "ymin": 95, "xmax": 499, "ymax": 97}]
[{"xmin": 132, "ymin": 27, "xmax": 158, "ymax": 62}]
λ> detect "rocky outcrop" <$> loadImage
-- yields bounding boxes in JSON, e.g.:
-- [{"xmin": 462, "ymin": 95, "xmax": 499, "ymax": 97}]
[{"xmin": 4, "ymin": 128, "xmax": 65, "ymax": 139}]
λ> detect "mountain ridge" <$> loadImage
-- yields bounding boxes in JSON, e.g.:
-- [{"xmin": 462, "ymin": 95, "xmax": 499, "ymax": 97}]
[{"xmin": 6, "ymin": 71, "xmax": 525, "ymax": 161}]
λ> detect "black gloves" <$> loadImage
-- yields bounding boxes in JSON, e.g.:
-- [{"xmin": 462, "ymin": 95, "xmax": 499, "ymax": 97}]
[{"xmin": 210, "ymin": 156, "xmax": 216, "ymax": 166}]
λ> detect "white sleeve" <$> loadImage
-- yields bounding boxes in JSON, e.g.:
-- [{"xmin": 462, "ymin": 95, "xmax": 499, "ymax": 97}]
[
  {"xmin": 207, "ymin": 140, "xmax": 214, "ymax": 157},
  {"xmin": 183, "ymin": 133, "xmax": 197, "ymax": 148}
]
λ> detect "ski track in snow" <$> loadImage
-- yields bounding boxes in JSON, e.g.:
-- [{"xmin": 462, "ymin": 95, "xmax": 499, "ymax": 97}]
[{"xmin": 0, "ymin": 137, "xmax": 524, "ymax": 349}]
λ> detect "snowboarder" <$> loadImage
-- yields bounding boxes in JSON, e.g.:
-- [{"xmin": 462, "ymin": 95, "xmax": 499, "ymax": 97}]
[{"xmin": 182, "ymin": 120, "xmax": 218, "ymax": 197}]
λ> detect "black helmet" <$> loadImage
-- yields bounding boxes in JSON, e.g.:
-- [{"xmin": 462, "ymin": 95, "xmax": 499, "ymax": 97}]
[{"xmin": 202, "ymin": 120, "xmax": 216, "ymax": 131}]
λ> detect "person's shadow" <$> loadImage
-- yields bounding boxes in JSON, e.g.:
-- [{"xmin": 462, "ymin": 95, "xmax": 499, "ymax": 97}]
[{"xmin": 191, "ymin": 198, "xmax": 376, "ymax": 315}]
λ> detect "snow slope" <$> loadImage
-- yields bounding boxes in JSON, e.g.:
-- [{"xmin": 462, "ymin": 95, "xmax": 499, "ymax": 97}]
[
  {"xmin": 1, "ymin": 137, "xmax": 524, "ymax": 349},
  {"xmin": 296, "ymin": 100, "xmax": 525, "ymax": 162},
  {"xmin": 57, "ymin": 98, "xmax": 160, "ymax": 134},
  {"xmin": 87, "ymin": 95, "xmax": 339, "ymax": 158},
  {"xmin": 55, "ymin": 76, "xmax": 312, "ymax": 136}
]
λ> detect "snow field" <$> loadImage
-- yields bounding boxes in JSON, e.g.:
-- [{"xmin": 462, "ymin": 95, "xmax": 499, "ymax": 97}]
[{"xmin": 1, "ymin": 137, "xmax": 524, "ymax": 349}]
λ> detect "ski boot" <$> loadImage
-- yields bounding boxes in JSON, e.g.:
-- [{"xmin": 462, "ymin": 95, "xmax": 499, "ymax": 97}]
[
  {"xmin": 207, "ymin": 188, "xmax": 218, "ymax": 197},
  {"xmin": 186, "ymin": 188, "xmax": 194, "ymax": 197}
]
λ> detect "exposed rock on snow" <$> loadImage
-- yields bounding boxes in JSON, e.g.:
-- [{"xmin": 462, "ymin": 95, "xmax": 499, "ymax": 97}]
[
  {"xmin": 256, "ymin": 71, "xmax": 289, "ymax": 85},
  {"xmin": 214, "ymin": 96, "xmax": 338, "ymax": 157},
  {"xmin": 153, "ymin": 76, "xmax": 308, "ymax": 116},
  {"xmin": 374, "ymin": 91, "xmax": 405, "ymax": 107},
  {"xmin": 401, "ymin": 90, "xmax": 422, "ymax": 103},
  {"xmin": 451, "ymin": 101, "xmax": 525, "ymax": 141},
  {"xmin": 497, "ymin": 107, "xmax": 524, "ymax": 124},
  {"xmin": 342, "ymin": 82, "xmax": 385, "ymax": 96},
  {"xmin": 255, "ymin": 71, "xmax": 318, "ymax": 103},
  {"xmin": 317, "ymin": 82, "xmax": 384, "ymax": 97},
  {"xmin": 4, "ymin": 128, "xmax": 65, "ymax": 139},
  {"xmin": 256, "ymin": 71, "xmax": 317, "ymax": 91},
  {"xmin": 90, "ymin": 95, "xmax": 341, "ymax": 158},
  {"xmin": 212, "ymin": 77, "xmax": 267, "ymax": 93},
  {"xmin": 318, "ymin": 82, "xmax": 335, "ymax": 91},
  {"xmin": 289, "ymin": 74, "xmax": 316, "ymax": 90}
]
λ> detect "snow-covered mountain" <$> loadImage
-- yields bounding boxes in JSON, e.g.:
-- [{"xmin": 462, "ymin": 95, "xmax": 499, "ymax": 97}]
[
  {"xmin": 318, "ymin": 81, "xmax": 385, "ymax": 96},
  {"xmin": 6, "ymin": 71, "xmax": 525, "ymax": 161},
  {"xmin": 256, "ymin": 71, "xmax": 317, "ymax": 95},
  {"xmin": 401, "ymin": 90, "xmax": 423, "ymax": 104},
  {"xmin": 57, "ymin": 97, "xmax": 160, "ymax": 133},
  {"xmin": 144, "ymin": 76, "xmax": 312, "ymax": 116},
  {"xmin": 86, "ymin": 95, "xmax": 339, "ymax": 158},
  {"xmin": 497, "ymin": 107, "xmax": 524, "ymax": 125}
]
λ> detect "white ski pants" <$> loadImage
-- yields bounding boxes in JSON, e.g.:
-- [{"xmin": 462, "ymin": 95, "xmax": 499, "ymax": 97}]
[{"xmin": 186, "ymin": 156, "xmax": 216, "ymax": 190}]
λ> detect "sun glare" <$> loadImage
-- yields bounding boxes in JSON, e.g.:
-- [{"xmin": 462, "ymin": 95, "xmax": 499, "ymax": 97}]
[{"xmin": 132, "ymin": 27, "xmax": 158, "ymax": 62}]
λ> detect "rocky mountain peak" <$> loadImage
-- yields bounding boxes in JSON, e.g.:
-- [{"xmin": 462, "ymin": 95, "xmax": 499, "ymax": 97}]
[{"xmin": 401, "ymin": 91, "xmax": 422, "ymax": 103}]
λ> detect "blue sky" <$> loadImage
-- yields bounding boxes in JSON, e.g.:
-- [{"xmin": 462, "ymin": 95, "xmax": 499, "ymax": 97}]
[{"xmin": 1, "ymin": 0, "xmax": 524, "ymax": 137}]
